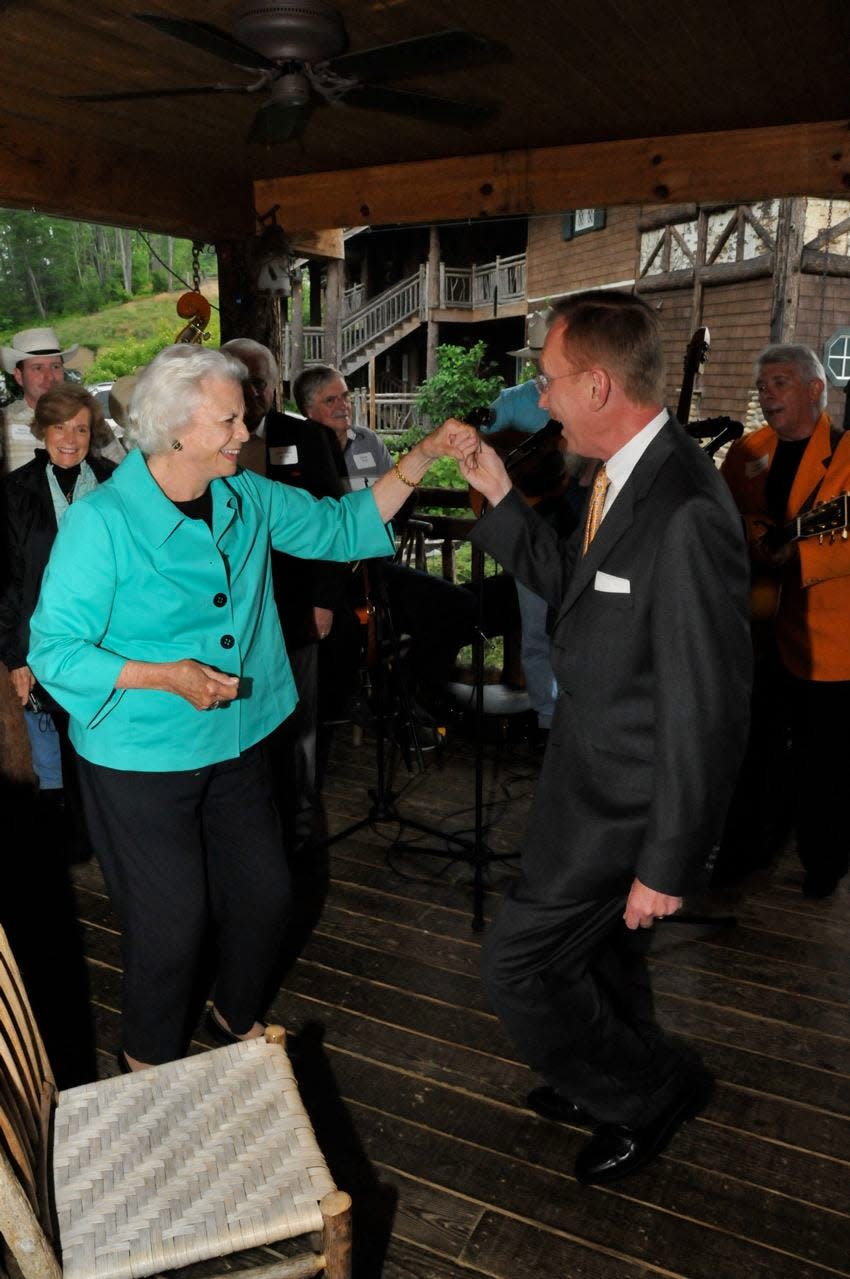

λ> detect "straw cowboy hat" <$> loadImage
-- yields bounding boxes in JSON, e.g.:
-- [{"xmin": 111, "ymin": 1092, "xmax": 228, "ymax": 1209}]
[
  {"xmin": 1, "ymin": 327, "xmax": 79, "ymax": 373},
  {"xmin": 508, "ymin": 309, "xmax": 553, "ymax": 360}
]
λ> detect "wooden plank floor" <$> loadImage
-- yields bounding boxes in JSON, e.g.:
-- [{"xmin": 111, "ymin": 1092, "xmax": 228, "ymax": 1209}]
[{"xmin": 66, "ymin": 722, "xmax": 850, "ymax": 1279}]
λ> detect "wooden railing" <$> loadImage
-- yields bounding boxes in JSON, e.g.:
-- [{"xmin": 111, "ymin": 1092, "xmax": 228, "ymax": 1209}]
[
  {"xmin": 302, "ymin": 327, "xmax": 324, "ymax": 363},
  {"xmin": 399, "ymin": 487, "xmax": 474, "ymax": 583},
  {"xmin": 439, "ymin": 253, "xmax": 526, "ymax": 309},
  {"xmin": 350, "ymin": 389, "xmax": 421, "ymax": 434},
  {"xmin": 342, "ymin": 283, "xmax": 365, "ymax": 316},
  {"xmin": 341, "ymin": 268, "xmax": 424, "ymax": 363}
]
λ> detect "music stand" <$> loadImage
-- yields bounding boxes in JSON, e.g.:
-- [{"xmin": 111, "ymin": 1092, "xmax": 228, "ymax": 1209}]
[
  {"xmin": 387, "ymin": 533, "xmax": 521, "ymax": 931},
  {"xmin": 387, "ymin": 436, "xmax": 549, "ymax": 932}
]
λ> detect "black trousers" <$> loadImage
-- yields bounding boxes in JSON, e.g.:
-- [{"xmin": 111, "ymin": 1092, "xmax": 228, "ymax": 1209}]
[
  {"xmin": 78, "ymin": 743, "xmax": 290, "ymax": 1063},
  {"xmin": 790, "ymin": 674, "xmax": 850, "ymax": 883},
  {"xmin": 481, "ymin": 888, "xmax": 696, "ymax": 1127},
  {"xmin": 720, "ymin": 660, "xmax": 850, "ymax": 886}
]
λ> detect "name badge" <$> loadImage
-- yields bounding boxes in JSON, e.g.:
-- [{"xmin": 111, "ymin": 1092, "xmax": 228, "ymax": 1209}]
[
  {"xmin": 745, "ymin": 455, "xmax": 770, "ymax": 477},
  {"xmin": 352, "ymin": 450, "xmax": 375, "ymax": 470},
  {"xmin": 11, "ymin": 424, "xmax": 35, "ymax": 442},
  {"xmin": 269, "ymin": 445, "xmax": 298, "ymax": 466}
]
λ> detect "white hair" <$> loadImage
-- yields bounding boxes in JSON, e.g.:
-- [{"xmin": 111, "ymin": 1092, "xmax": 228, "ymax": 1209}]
[
  {"xmin": 124, "ymin": 346, "xmax": 247, "ymax": 454},
  {"xmin": 220, "ymin": 338, "xmax": 279, "ymax": 385},
  {"xmin": 756, "ymin": 344, "xmax": 828, "ymax": 413}
]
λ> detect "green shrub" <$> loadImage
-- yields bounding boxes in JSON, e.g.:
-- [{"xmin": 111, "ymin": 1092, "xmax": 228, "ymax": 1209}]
[{"xmin": 416, "ymin": 340, "xmax": 504, "ymax": 424}]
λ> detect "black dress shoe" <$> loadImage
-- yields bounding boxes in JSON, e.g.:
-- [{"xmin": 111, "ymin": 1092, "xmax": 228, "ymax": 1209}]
[
  {"xmin": 575, "ymin": 1074, "xmax": 713, "ymax": 1185},
  {"xmin": 526, "ymin": 1085, "xmax": 591, "ymax": 1126},
  {"xmin": 802, "ymin": 871, "xmax": 840, "ymax": 899}
]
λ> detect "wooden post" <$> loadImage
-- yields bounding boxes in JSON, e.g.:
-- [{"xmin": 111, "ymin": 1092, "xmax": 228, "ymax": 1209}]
[
  {"xmin": 307, "ymin": 260, "xmax": 323, "ymax": 326},
  {"xmin": 289, "ymin": 267, "xmax": 304, "ymax": 388},
  {"xmin": 770, "ymin": 197, "xmax": 806, "ymax": 343},
  {"xmin": 368, "ymin": 357, "xmax": 376, "ymax": 431},
  {"xmin": 216, "ymin": 237, "xmax": 276, "ymax": 349},
  {"xmin": 688, "ymin": 207, "xmax": 708, "ymax": 336},
  {"xmin": 425, "ymin": 224, "xmax": 441, "ymax": 379},
  {"xmin": 324, "ymin": 259, "xmax": 343, "ymax": 369},
  {"xmin": 269, "ymin": 295, "xmax": 285, "ymax": 408}
]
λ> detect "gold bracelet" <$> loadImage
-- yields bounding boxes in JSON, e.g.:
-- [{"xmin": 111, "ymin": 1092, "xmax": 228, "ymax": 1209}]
[{"xmin": 393, "ymin": 459, "xmax": 419, "ymax": 488}]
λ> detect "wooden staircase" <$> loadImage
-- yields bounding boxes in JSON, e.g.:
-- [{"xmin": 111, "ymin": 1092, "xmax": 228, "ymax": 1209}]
[{"xmin": 281, "ymin": 253, "xmax": 526, "ymax": 380}]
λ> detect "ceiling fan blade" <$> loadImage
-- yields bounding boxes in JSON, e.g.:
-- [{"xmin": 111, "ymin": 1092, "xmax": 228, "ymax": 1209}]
[
  {"xmin": 134, "ymin": 13, "xmax": 278, "ymax": 72},
  {"xmin": 327, "ymin": 29, "xmax": 500, "ymax": 84},
  {"xmin": 344, "ymin": 83, "xmax": 497, "ymax": 125},
  {"xmin": 67, "ymin": 84, "xmax": 252, "ymax": 103},
  {"xmin": 249, "ymin": 100, "xmax": 313, "ymax": 145}
]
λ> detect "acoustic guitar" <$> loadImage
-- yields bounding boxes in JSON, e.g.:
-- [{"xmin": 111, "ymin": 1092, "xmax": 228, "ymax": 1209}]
[{"xmin": 751, "ymin": 492, "xmax": 850, "ymax": 621}]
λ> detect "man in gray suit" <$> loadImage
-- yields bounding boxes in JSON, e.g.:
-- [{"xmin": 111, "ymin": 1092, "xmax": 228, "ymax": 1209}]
[{"xmin": 457, "ymin": 290, "xmax": 752, "ymax": 1185}]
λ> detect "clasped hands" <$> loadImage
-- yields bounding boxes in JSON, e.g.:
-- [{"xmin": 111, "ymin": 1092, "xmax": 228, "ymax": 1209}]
[{"xmin": 427, "ymin": 418, "xmax": 513, "ymax": 507}]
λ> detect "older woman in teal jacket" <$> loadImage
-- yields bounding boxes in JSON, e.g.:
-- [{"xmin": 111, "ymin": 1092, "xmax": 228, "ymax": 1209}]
[{"xmin": 29, "ymin": 344, "xmax": 477, "ymax": 1072}]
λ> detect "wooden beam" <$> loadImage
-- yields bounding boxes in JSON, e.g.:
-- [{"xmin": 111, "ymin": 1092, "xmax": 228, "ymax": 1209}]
[
  {"xmin": 255, "ymin": 119, "xmax": 850, "ymax": 231},
  {"xmin": 286, "ymin": 228, "xmax": 345, "ymax": 260},
  {"xmin": 0, "ymin": 115, "xmax": 254, "ymax": 240}
]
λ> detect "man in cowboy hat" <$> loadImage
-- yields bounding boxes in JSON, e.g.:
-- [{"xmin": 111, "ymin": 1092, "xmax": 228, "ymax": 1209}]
[
  {"xmin": 1, "ymin": 327, "xmax": 124, "ymax": 471},
  {"xmin": 486, "ymin": 310, "xmax": 554, "ymax": 435}
]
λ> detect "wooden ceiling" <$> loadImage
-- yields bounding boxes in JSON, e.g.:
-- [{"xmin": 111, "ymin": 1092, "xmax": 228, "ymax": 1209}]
[{"xmin": 2, "ymin": 0, "xmax": 850, "ymax": 242}]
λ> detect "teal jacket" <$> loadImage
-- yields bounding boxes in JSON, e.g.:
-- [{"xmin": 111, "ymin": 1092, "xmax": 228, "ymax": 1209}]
[{"xmin": 29, "ymin": 447, "xmax": 393, "ymax": 771}]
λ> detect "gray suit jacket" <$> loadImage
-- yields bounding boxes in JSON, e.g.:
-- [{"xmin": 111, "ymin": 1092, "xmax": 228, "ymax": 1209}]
[{"xmin": 471, "ymin": 418, "xmax": 752, "ymax": 900}]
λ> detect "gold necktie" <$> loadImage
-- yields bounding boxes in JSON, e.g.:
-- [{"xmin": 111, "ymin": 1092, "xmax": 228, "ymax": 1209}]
[{"xmin": 582, "ymin": 464, "xmax": 610, "ymax": 555}]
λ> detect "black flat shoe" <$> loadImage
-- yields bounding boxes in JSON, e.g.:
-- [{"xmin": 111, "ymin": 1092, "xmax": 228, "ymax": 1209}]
[
  {"xmin": 575, "ymin": 1073, "xmax": 713, "ymax": 1185},
  {"xmin": 204, "ymin": 1007, "xmax": 266, "ymax": 1046},
  {"xmin": 526, "ymin": 1085, "xmax": 591, "ymax": 1126}
]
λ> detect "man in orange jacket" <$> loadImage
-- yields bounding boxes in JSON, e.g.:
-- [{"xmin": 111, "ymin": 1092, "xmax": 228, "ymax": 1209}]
[{"xmin": 721, "ymin": 343, "xmax": 850, "ymax": 897}]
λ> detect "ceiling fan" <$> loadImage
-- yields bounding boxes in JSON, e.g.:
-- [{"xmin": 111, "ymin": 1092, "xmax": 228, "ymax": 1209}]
[{"xmin": 72, "ymin": 1, "xmax": 501, "ymax": 144}]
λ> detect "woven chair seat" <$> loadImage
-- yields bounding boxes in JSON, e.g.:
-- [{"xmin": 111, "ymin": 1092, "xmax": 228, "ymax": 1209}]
[{"xmin": 52, "ymin": 1039, "xmax": 336, "ymax": 1279}]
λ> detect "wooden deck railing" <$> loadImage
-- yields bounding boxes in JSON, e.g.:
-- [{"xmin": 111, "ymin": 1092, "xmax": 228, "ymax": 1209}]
[{"xmin": 439, "ymin": 253, "xmax": 527, "ymax": 309}]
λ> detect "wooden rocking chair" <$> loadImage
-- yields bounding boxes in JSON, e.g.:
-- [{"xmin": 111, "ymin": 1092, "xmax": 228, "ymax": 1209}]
[{"xmin": 0, "ymin": 925, "xmax": 351, "ymax": 1279}]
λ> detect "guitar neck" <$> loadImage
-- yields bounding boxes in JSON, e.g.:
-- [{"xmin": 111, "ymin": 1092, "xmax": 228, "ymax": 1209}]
[
  {"xmin": 783, "ymin": 493, "xmax": 850, "ymax": 544},
  {"xmin": 677, "ymin": 327, "xmax": 710, "ymax": 423}
]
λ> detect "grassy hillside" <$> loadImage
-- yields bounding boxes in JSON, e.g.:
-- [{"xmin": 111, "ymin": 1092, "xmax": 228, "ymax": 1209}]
[
  {"xmin": 50, "ymin": 285, "xmax": 221, "ymax": 381},
  {"xmin": 50, "ymin": 284, "xmax": 219, "ymax": 349}
]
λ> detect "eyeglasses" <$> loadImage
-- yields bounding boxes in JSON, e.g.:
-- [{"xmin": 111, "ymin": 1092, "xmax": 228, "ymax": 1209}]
[
  {"xmin": 320, "ymin": 391, "xmax": 351, "ymax": 406},
  {"xmin": 534, "ymin": 369, "xmax": 587, "ymax": 394}
]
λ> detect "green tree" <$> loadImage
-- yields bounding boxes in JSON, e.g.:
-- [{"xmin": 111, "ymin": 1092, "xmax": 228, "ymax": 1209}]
[{"xmin": 416, "ymin": 340, "xmax": 504, "ymax": 424}]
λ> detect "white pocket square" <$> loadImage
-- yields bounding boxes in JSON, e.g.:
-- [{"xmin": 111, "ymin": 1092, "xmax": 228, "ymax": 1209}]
[{"xmin": 594, "ymin": 570, "xmax": 631, "ymax": 594}]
